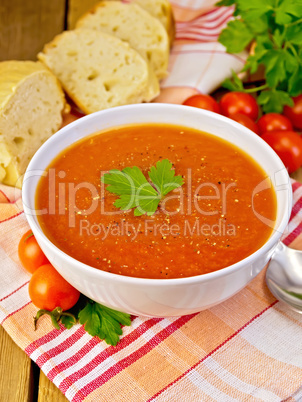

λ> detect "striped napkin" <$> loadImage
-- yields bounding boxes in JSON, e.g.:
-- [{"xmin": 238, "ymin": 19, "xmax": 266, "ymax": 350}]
[{"xmin": 1, "ymin": 1, "xmax": 302, "ymax": 401}]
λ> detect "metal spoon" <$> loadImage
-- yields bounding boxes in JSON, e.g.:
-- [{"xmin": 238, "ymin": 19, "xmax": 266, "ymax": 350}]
[{"xmin": 266, "ymin": 242, "xmax": 302, "ymax": 313}]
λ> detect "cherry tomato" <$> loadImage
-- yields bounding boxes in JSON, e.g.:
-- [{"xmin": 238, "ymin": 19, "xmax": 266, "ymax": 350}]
[
  {"xmin": 258, "ymin": 113, "xmax": 293, "ymax": 135},
  {"xmin": 220, "ymin": 92, "xmax": 259, "ymax": 121},
  {"xmin": 18, "ymin": 230, "xmax": 49, "ymax": 274},
  {"xmin": 29, "ymin": 264, "xmax": 80, "ymax": 311},
  {"xmin": 283, "ymin": 95, "xmax": 302, "ymax": 130},
  {"xmin": 229, "ymin": 113, "xmax": 260, "ymax": 135},
  {"xmin": 261, "ymin": 130, "xmax": 302, "ymax": 173},
  {"xmin": 183, "ymin": 94, "xmax": 221, "ymax": 113}
]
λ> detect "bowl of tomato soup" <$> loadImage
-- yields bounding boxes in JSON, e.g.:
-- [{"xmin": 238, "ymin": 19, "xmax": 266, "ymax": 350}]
[{"xmin": 22, "ymin": 104, "xmax": 292, "ymax": 317}]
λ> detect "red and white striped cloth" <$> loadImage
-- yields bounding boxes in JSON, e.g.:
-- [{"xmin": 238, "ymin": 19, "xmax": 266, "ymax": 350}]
[{"xmin": 1, "ymin": 1, "xmax": 302, "ymax": 401}]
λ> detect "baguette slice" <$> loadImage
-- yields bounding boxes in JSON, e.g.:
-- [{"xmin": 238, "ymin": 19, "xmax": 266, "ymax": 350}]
[
  {"xmin": 75, "ymin": 1, "xmax": 169, "ymax": 79},
  {"xmin": 38, "ymin": 29, "xmax": 159, "ymax": 114},
  {"xmin": 69, "ymin": 0, "xmax": 175, "ymax": 44},
  {"xmin": 133, "ymin": 0, "xmax": 175, "ymax": 44},
  {"xmin": 0, "ymin": 61, "xmax": 66, "ymax": 188}
]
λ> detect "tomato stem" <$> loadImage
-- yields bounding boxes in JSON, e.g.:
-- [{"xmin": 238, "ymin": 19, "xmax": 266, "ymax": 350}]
[
  {"xmin": 34, "ymin": 306, "xmax": 76, "ymax": 331},
  {"xmin": 23, "ymin": 232, "xmax": 34, "ymax": 242}
]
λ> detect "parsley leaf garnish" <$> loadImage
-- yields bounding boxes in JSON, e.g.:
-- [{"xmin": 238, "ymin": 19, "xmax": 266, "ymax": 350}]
[
  {"xmin": 148, "ymin": 159, "xmax": 184, "ymax": 196},
  {"xmin": 216, "ymin": 0, "xmax": 302, "ymax": 112},
  {"xmin": 102, "ymin": 166, "xmax": 159, "ymax": 216},
  {"xmin": 101, "ymin": 159, "xmax": 184, "ymax": 216},
  {"xmin": 78, "ymin": 300, "xmax": 131, "ymax": 346}
]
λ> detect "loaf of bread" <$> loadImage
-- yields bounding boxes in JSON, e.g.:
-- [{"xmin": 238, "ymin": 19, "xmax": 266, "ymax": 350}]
[
  {"xmin": 75, "ymin": 1, "xmax": 170, "ymax": 79},
  {"xmin": 0, "ymin": 61, "xmax": 67, "ymax": 187},
  {"xmin": 133, "ymin": 0, "xmax": 175, "ymax": 44},
  {"xmin": 38, "ymin": 29, "xmax": 160, "ymax": 115}
]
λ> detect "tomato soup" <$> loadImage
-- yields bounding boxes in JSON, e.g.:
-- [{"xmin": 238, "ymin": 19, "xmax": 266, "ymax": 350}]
[{"xmin": 36, "ymin": 124, "xmax": 276, "ymax": 279}]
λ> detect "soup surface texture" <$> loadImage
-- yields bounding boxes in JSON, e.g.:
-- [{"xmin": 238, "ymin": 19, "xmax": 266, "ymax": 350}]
[{"xmin": 36, "ymin": 124, "xmax": 276, "ymax": 279}]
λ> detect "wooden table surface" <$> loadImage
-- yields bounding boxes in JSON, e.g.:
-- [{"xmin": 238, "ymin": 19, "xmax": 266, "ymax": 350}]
[{"xmin": 0, "ymin": 324, "xmax": 68, "ymax": 401}]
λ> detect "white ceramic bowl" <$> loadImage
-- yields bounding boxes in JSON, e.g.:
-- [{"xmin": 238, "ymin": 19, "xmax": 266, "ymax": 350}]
[{"xmin": 22, "ymin": 104, "xmax": 292, "ymax": 317}]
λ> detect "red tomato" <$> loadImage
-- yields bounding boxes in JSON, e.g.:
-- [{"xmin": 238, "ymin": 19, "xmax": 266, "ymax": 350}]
[
  {"xmin": 258, "ymin": 113, "xmax": 293, "ymax": 135},
  {"xmin": 29, "ymin": 264, "xmax": 80, "ymax": 311},
  {"xmin": 220, "ymin": 92, "xmax": 259, "ymax": 121},
  {"xmin": 229, "ymin": 113, "xmax": 260, "ymax": 134},
  {"xmin": 18, "ymin": 230, "xmax": 49, "ymax": 274},
  {"xmin": 261, "ymin": 130, "xmax": 302, "ymax": 173},
  {"xmin": 183, "ymin": 94, "xmax": 221, "ymax": 113},
  {"xmin": 283, "ymin": 95, "xmax": 302, "ymax": 130}
]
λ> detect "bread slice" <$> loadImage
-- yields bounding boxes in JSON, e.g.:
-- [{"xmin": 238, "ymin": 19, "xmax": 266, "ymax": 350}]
[
  {"xmin": 133, "ymin": 0, "xmax": 175, "ymax": 44},
  {"xmin": 69, "ymin": 0, "xmax": 175, "ymax": 44},
  {"xmin": 0, "ymin": 61, "xmax": 66, "ymax": 188},
  {"xmin": 38, "ymin": 29, "xmax": 160, "ymax": 114},
  {"xmin": 75, "ymin": 1, "xmax": 169, "ymax": 79}
]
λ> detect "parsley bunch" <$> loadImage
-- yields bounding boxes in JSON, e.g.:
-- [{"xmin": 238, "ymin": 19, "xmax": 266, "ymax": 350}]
[{"xmin": 217, "ymin": 0, "xmax": 302, "ymax": 113}]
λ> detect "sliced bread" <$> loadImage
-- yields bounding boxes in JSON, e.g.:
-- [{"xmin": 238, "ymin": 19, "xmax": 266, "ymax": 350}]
[
  {"xmin": 69, "ymin": 0, "xmax": 175, "ymax": 44},
  {"xmin": 38, "ymin": 29, "xmax": 160, "ymax": 114},
  {"xmin": 133, "ymin": 0, "xmax": 175, "ymax": 44},
  {"xmin": 75, "ymin": 1, "xmax": 170, "ymax": 79},
  {"xmin": 0, "ymin": 61, "xmax": 67, "ymax": 187}
]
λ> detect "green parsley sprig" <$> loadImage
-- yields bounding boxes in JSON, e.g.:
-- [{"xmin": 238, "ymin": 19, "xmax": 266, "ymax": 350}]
[
  {"xmin": 78, "ymin": 300, "xmax": 131, "ymax": 346},
  {"xmin": 101, "ymin": 159, "xmax": 183, "ymax": 216},
  {"xmin": 216, "ymin": 0, "xmax": 302, "ymax": 113},
  {"xmin": 34, "ymin": 295, "xmax": 131, "ymax": 346}
]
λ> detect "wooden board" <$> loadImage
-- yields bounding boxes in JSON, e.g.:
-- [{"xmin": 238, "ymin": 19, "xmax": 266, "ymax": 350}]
[
  {"xmin": 0, "ymin": 324, "xmax": 68, "ymax": 401},
  {"xmin": 0, "ymin": 325, "xmax": 33, "ymax": 402},
  {"xmin": 0, "ymin": 0, "xmax": 65, "ymax": 61},
  {"xmin": 38, "ymin": 372, "xmax": 68, "ymax": 402}
]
